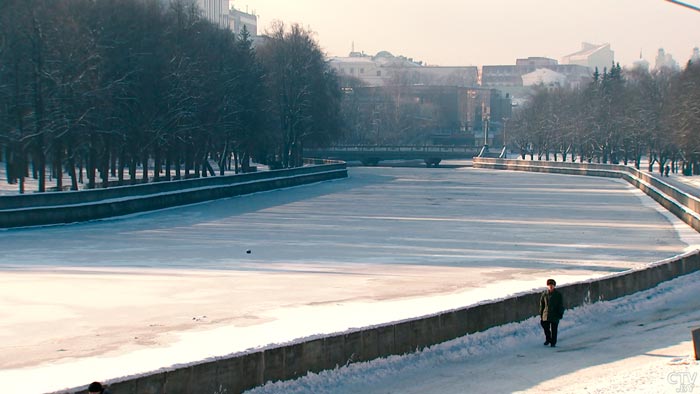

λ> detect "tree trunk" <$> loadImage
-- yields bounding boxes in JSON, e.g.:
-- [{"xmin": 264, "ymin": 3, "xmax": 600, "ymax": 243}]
[
  {"xmin": 175, "ymin": 152, "xmax": 182, "ymax": 180},
  {"xmin": 129, "ymin": 156, "xmax": 137, "ymax": 181},
  {"xmin": 110, "ymin": 144, "xmax": 117, "ymax": 177},
  {"xmin": 141, "ymin": 152, "xmax": 149, "ymax": 183},
  {"xmin": 118, "ymin": 148, "xmax": 125, "ymax": 185},
  {"xmin": 100, "ymin": 148, "xmax": 109, "ymax": 188},
  {"xmin": 165, "ymin": 149, "xmax": 172, "ymax": 181},
  {"xmin": 36, "ymin": 148, "xmax": 46, "ymax": 192},
  {"xmin": 88, "ymin": 133, "xmax": 97, "ymax": 189},
  {"xmin": 153, "ymin": 148, "xmax": 161, "ymax": 181}
]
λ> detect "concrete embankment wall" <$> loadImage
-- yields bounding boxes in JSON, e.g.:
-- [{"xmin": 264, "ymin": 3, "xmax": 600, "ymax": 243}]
[
  {"xmin": 61, "ymin": 251, "xmax": 700, "ymax": 394},
  {"xmin": 473, "ymin": 157, "xmax": 700, "ymax": 233},
  {"xmin": 0, "ymin": 162, "xmax": 347, "ymax": 228}
]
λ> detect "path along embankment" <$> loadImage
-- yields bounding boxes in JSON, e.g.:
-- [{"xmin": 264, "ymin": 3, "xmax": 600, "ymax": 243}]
[
  {"xmin": 0, "ymin": 160, "xmax": 347, "ymax": 229},
  {"xmin": 473, "ymin": 157, "xmax": 700, "ymax": 233}
]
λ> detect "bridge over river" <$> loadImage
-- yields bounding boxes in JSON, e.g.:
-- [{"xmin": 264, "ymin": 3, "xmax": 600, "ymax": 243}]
[{"xmin": 304, "ymin": 145, "xmax": 485, "ymax": 166}]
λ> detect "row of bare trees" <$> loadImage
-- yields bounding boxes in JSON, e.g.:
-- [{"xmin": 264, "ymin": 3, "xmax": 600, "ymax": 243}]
[
  {"xmin": 0, "ymin": 0, "xmax": 341, "ymax": 193},
  {"xmin": 510, "ymin": 62, "xmax": 700, "ymax": 176}
]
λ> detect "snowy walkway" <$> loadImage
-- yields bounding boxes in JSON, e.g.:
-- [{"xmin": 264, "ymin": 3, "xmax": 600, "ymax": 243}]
[
  {"xmin": 248, "ymin": 270, "xmax": 700, "ymax": 394},
  {"xmin": 0, "ymin": 166, "xmax": 699, "ymax": 393}
]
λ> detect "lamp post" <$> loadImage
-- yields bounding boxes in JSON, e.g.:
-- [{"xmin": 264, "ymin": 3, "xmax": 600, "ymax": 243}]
[
  {"xmin": 481, "ymin": 101, "xmax": 490, "ymax": 151},
  {"xmin": 483, "ymin": 115, "xmax": 489, "ymax": 148}
]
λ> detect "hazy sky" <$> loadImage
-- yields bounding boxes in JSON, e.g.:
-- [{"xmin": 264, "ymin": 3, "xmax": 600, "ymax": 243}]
[{"xmin": 235, "ymin": 0, "xmax": 700, "ymax": 67}]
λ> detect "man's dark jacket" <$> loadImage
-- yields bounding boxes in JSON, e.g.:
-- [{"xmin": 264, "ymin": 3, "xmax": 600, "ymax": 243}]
[{"xmin": 539, "ymin": 289, "xmax": 564, "ymax": 322}]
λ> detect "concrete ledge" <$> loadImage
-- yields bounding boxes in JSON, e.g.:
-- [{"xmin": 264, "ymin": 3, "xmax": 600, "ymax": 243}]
[{"xmin": 473, "ymin": 158, "xmax": 700, "ymax": 233}]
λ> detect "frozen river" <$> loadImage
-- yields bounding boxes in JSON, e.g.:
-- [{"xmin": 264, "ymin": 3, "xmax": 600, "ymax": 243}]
[{"xmin": 1, "ymin": 166, "xmax": 699, "ymax": 393}]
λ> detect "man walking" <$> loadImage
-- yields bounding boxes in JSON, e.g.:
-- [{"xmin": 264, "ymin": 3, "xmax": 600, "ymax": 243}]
[{"xmin": 540, "ymin": 278, "xmax": 564, "ymax": 347}]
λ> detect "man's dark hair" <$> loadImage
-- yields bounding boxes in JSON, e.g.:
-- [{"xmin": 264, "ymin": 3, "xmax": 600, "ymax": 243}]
[
  {"xmin": 88, "ymin": 381, "xmax": 104, "ymax": 393},
  {"xmin": 546, "ymin": 278, "xmax": 556, "ymax": 286}
]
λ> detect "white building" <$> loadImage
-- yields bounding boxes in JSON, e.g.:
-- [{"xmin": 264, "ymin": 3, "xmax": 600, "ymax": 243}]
[
  {"xmin": 163, "ymin": 0, "xmax": 258, "ymax": 36},
  {"xmin": 161, "ymin": 0, "xmax": 229, "ymax": 29},
  {"xmin": 229, "ymin": 6, "xmax": 257, "ymax": 36},
  {"xmin": 632, "ymin": 56, "xmax": 650, "ymax": 72},
  {"xmin": 330, "ymin": 55, "xmax": 385, "ymax": 86},
  {"xmin": 521, "ymin": 68, "xmax": 567, "ymax": 87},
  {"xmin": 330, "ymin": 51, "xmax": 478, "ymax": 87},
  {"xmin": 655, "ymin": 48, "xmax": 680, "ymax": 71},
  {"xmin": 195, "ymin": 0, "xmax": 228, "ymax": 29},
  {"xmin": 562, "ymin": 42, "xmax": 615, "ymax": 74},
  {"xmin": 481, "ymin": 57, "xmax": 591, "ymax": 100}
]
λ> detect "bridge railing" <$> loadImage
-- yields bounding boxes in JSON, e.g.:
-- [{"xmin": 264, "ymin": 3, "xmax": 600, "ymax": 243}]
[{"xmin": 309, "ymin": 145, "xmax": 478, "ymax": 152}]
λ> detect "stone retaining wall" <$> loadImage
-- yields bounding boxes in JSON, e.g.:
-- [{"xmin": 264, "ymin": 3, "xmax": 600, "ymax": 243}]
[
  {"xmin": 0, "ymin": 163, "xmax": 347, "ymax": 228},
  {"xmin": 473, "ymin": 158, "xmax": 700, "ymax": 232}
]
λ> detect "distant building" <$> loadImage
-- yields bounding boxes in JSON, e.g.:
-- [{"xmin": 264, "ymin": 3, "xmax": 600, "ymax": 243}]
[
  {"xmin": 330, "ymin": 51, "xmax": 478, "ymax": 88},
  {"xmin": 195, "ymin": 0, "xmax": 228, "ymax": 29},
  {"xmin": 330, "ymin": 54, "xmax": 385, "ymax": 86},
  {"xmin": 561, "ymin": 42, "xmax": 615, "ymax": 74},
  {"xmin": 160, "ymin": 0, "xmax": 230, "ymax": 29},
  {"xmin": 655, "ymin": 48, "xmax": 680, "ymax": 71},
  {"xmin": 692, "ymin": 47, "xmax": 700, "ymax": 64},
  {"xmin": 481, "ymin": 57, "xmax": 591, "ymax": 99},
  {"xmin": 516, "ymin": 57, "xmax": 558, "ymax": 67},
  {"xmin": 632, "ymin": 53, "xmax": 650, "ymax": 72},
  {"xmin": 346, "ymin": 85, "xmax": 511, "ymax": 146},
  {"xmin": 333, "ymin": 50, "xmax": 515, "ymax": 145},
  {"xmin": 229, "ymin": 5, "xmax": 257, "ymax": 36},
  {"xmin": 162, "ymin": 1, "xmax": 257, "ymax": 35},
  {"xmin": 521, "ymin": 68, "xmax": 567, "ymax": 87}
]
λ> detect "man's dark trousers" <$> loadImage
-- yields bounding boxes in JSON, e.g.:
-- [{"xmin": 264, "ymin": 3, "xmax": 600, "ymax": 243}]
[{"xmin": 541, "ymin": 320, "xmax": 559, "ymax": 345}]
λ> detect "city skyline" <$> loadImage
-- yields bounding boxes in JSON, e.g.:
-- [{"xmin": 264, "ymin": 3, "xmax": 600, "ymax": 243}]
[{"xmin": 237, "ymin": 0, "xmax": 700, "ymax": 68}]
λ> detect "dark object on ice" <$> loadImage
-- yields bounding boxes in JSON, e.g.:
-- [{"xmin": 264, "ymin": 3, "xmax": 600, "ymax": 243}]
[
  {"xmin": 246, "ymin": 249, "xmax": 252, "ymax": 254},
  {"xmin": 693, "ymin": 327, "xmax": 700, "ymax": 360}
]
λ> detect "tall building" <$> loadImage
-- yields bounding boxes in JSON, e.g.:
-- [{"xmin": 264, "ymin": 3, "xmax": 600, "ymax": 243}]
[
  {"xmin": 655, "ymin": 48, "xmax": 680, "ymax": 71},
  {"xmin": 229, "ymin": 6, "xmax": 258, "ymax": 36},
  {"xmin": 195, "ymin": 0, "xmax": 228, "ymax": 29},
  {"xmin": 561, "ymin": 42, "xmax": 615, "ymax": 74},
  {"xmin": 161, "ymin": 0, "xmax": 229, "ymax": 29},
  {"xmin": 692, "ymin": 47, "xmax": 700, "ymax": 64}
]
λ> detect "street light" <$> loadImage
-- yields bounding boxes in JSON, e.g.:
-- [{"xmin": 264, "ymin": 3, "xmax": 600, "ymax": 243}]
[
  {"xmin": 502, "ymin": 117, "xmax": 509, "ymax": 150},
  {"xmin": 483, "ymin": 116, "xmax": 490, "ymax": 147},
  {"xmin": 482, "ymin": 102, "xmax": 490, "ymax": 151}
]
